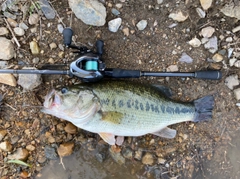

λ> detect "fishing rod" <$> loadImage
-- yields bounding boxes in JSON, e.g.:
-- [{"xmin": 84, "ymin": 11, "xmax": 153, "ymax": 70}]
[{"xmin": 0, "ymin": 28, "xmax": 222, "ymax": 82}]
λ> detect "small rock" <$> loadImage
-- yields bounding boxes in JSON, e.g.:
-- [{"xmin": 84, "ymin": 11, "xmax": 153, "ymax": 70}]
[
  {"xmin": 0, "ymin": 37, "xmax": 15, "ymax": 60},
  {"xmin": 111, "ymin": 8, "xmax": 120, "ymax": 16},
  {"xmin": 95, "ymin": 153, "xmax": 105, "ymax": 163},
  {"xmin": 57, "ymin": 24, "xmax": 64, "ymax": 33},
  {"xmin": 200, "ymin": 26, "xmax": 215, "ymax": 38},
  {"xmin": 157, "ymin": 0, "xmax": 163, "ymax": 4},
  {"xmin": 39, "ymin": 0, "xmax": 56, "ymax": 19},
  {"xmin": 234, "ymin": 60, "xmax": 240, "ymax": 68},
  {"xmin": 44, "ymin": 146, "xmax": 58, "ymax": 160},
  {"xmin": 58, "ymin": 51, "xmax": 65, "ymax": 58},
  {"xmin": 48, "ymin": 58, "xmax": 54, "ymax": 64},
  {"xmin": 179, "ymin": 53, "xmax": 193, "ymax": 63},
  {"xmin": 109, "ymin": 146, "xmax": 125, "ymax": 165},
  {"xmin": 14, "ymin": 27, "xmax": 25, "ymax": 36},
  {"xmin": 167, "ymin": 65, "xmax": 178, "ymax": 72},
  {"xmin": 234, "ymin": 88, "xmax": 240, "ymax": 100},
  {"xmin": 57, "ymin": 142, "xmax": 74, "ymax": 157},
  {"xmin": 122, "ymin": 147, "xmax": 133, "ymax": 159},
  {"xmin": 232, "ymin": 25, "xmax": 240, "ymax": 33},
  {"xmin": 0, "ymin": 141, "xmax": 12, "ymax": 152},
  {"xmin": 8, "ymin": 148, "xmax": 29, "ymax": 161},
  {"xmin": 188, "ymin": 37, "xmax": 201, "ymax": 47},
  {"xmin": 0, "ymin": 130, "xmax": 7, "ymax": 141},
  {"xmin": 204, "ymin": 36, "xmax": 218, "ymax": 53},
  {"xmin": 220, "ymin": 3, "xmax": 240, "ymax": 20},
  {"xmin": 142, "ymin": 153, "xmax": 154, "ymax": 165},
  {"xmin": 212, "ymin": 53, "xmax": 223, "ymax": 62},
  {"xmin": 30, "ymin": 41, "xmax": 40, "ymax": 55},
  {"xmin": 226, "ymin": 37, "xmax": 233, "ymax": 42},
  {"xmin": 64, "ymin": 123, "xmax": 77, "ymax": 134},
  {"xmin": 200, "ymin": 0, "xmax": 212, "ymax": 10},
  {"xmin": 0, "ymin": 74, "xmax": 17, "ymax": 86},
  {"xmin": 169, "ymin": 10, "xmax": 188, "ymax": 22},
  {"xmin": 0, "ymin": 27, "xmax": 9, "ymax": 36},
  {"xmin": 28, "ymin": 13, "xmax": 39, "ymax": 25},
  {"xmin": 7, "ymin": 18, "xmax": 18, "ymax": 27},
  {"xmin": 134, "ymin": 148, "xmax": 143, "ymax": 160},
  {"xmin": 32, "ymin": 57, "xmax": 40, "ymax": 64},
  {"xmin": 17, "ymin": 67, "xmax": 42, "ymax": 90},
  {"xmin": 225, "ymin": 75, "xmax": 239, "ymax": 90},
  {"xmin": 229, "ymin": 58, "xmax": 237, "ymax": 67},
  {"xmin": 49, "ymin": 42, "xmax": 57, "ymax": 50},
  {"xmin": 122, "ymin": 27, "xmax": 129, "ymax": 36},
  {"xmin": 20, "ymin": 171, "xmax": 29, "ymax": 178},
  {"xmin": 69, "ymin": 0, "xmax": 106, "ymax": 26},
  {"xmin": 158, "ymin": 158, "xmax": 166, "ymax": 164},
  {"xmin": 26, "ymin": 144, "xmax": 35, "ymax": 151},
  {"xmin": 37, "ymin": 155, "xmax": 47, "ymax": 164},
  {"xmin": 108, "ymin": 18, "xmax": 122, "ymax": 32},
  {"xmin": 19, "ymin": 22, "xmax": 29, "ymax": 30},
  {"xmin": 136, "ymin": 20, "xmax": 148, "ymax": 31},
  {"xmin": 196, "ymin": 8, "xmax": 206, "ymax": 18},
  {"xmin": 115, "ymin": 3, "xmax": 123, "ymax": 9}
]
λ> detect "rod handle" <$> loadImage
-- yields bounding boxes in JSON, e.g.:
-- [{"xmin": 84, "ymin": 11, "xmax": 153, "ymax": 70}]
[
  {"xmin": 194, "ymin": 71, "xmax": 222, "ymax": 80},
  {"xmin": 63, "ymin": 27, "xmax": 73, "ymax": 47},
  {"xmin": 112, "ymin": 69, "xmax": 141, "ymax": 78}
]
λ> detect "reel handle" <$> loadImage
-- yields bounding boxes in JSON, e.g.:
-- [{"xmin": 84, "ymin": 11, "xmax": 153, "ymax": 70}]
[
  {"xmin": 63, "ymin": 27, "xmax": 73, "ymax": 47},
  {"xmin": 96, "ymin": 40, "xmax": 104, "ymax": 56}
]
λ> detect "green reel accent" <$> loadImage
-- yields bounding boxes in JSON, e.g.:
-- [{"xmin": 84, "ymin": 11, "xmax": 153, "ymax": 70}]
[{"xmin": 85, "ymin": 61, "xmax": 98, "ymax": 70}]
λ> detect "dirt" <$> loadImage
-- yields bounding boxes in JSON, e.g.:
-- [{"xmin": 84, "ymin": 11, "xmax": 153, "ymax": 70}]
[{"xmin": 1, "ymin": 0, "xmax": 240, "ymax": 178}]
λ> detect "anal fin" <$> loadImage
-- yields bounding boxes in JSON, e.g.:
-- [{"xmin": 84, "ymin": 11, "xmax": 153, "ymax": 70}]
[
  {"xmin": 151, "ymin": 127, "xmax": 176, "ymax": 139},
  {"xmin": 99, "ymin": 132, "xmax": 116, "ymax": 145}
]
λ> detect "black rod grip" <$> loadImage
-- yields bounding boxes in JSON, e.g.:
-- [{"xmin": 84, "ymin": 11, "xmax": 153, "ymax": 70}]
[
  {"xmin": 63, "ymin": 27, "xmax": 73, "ymax": 46},
  {"xmin": 112, "ymin": 69, "xmax": 141, "ymax": 78},
  {"xmin": 194, "ymin": 71, "xmax": 222, "ymax": 80},
  {"xmin": 96, "ymin": 40, "xmax": 104, "ymax": 56}
]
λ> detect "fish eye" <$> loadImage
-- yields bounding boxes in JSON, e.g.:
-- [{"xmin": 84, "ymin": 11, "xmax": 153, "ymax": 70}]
[{"xmin": 61, "ymin": 88, "xmax": 68, "ymax": 94}]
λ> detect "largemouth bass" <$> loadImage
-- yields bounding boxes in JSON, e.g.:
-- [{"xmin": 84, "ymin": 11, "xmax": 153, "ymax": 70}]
[{"xmin": 42, "ymin": 81, "xmax": 214, "ymax": 145}]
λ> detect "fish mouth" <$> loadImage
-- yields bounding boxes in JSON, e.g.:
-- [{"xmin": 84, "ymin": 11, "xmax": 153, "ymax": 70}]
[{"xmin": 43, "ymin": 89, "xmax": 61, "ymax": 109}]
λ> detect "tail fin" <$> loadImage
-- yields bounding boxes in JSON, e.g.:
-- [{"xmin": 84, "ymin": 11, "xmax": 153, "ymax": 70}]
[{"xmin": 193, "ymin": 95, "xmax": 214, "ymax": 122}]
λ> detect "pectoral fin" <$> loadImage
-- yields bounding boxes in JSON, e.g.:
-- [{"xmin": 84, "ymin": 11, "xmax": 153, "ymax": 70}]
[
  {"xmin": 99, "ymin": 132, "xmax": 116, "ymax": 145},
  {"xmin": 151, "ymin": 127, "xmax": 176, "ymax": 139}
]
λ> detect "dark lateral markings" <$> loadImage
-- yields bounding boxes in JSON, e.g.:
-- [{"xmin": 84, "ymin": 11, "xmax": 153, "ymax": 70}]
[{"xmin": 100, "ymin": 99, "xmax": 194, "ymax": 114}]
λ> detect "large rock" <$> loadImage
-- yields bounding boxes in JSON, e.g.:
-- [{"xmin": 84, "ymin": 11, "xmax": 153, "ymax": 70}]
[
  {"xmin": 0, "ymin": 37, "xmax": 15, "ymax": 60},
  {"xmin": 68, "ymin": 0, "xmax": 106, "ymax": 26}
]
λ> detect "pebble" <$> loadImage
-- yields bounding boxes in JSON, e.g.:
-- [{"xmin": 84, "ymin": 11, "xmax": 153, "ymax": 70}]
[
  {"xmin": 122, "ymin": 27, "xmax": 129, "ymax": 36},
  {"xmin": 229, "ymin": 58, "xmax": 237, "ymax": 67},
  {"xmin": 111, "ymin": 8, "xmax": 120, "ymax": 16},
  {"xmin": 134, "ymin": 148, "xmax": 143, "ymax": 160},
  {"xmin": 136, "ymin": 20, "xmax": 148, "ymax": 31},
  {"xmin": 19, "ymin": 22, "xmax": 29, "ymax": 30},
  {"xmin": 157, "ymin": 0, "xmax": 163, "ymax": 4},
  {"xmin": 204, "ymin": 36, "xmax": 218, "ymax": 53},
  {"xmin": 142, "ymin": 153, "xmax": 154, "ymax": 165},
  {"xmin": 0, "ymin": 74, "xmax": 17, "ymax": 86},
  {"xmin": 49, "ymin": 42, "xmax": 57, "ymax": 50},
  {"xmin": 57, "ymin": 142, "xmax": 74, "ymax": 157},
  {"xmin": 179, "ymin": 53, "xmax": 193, "ymax": 63},
  {"xmin": 58, "ymin": 51, "xmax": 65, "ymax": 58},
  {"xmin": 26, "ymin": 144, "xmax": 35, "ymax": 151},
  {"xmin": 221, "ymin": 3, "xmax": 240, "ymax": 20},
  {"xmin": 200, "ymin": 0, "xmax": 212, "ymax": 10},
  {"xmin": 169, "ymin": 10, "xmax": 188, "ymax": 22},
  {"xmin": 0, "ymin": 27, "xmax": 9, "ymax": 36},
  {"xmin": 0, "ymin": 37, "xmax": 15, "ymax": 60},
  {"xmin": 7, "ymin": 17, "xmax": 18, "ymax": 27},
  {"xmin": 57, "ymin": 24, "xmax": 64, "ymax": 33},
  {"xmin": 32, "ymin": 57, "xmax": 40, "ymax": 64},
  {"xmin": 188, "ymin": 37, "xmax": 201, "ymax": 47},
  {"xmin": 115, "ymin": 3, "xmax": 123, "ymax": 9},
  {"xmin": 14, "ymin": 27, "xmax": 25, "ymax": 36},
  {"xmin": 39, "ymin": 0, "xmax": 56, "ymax": 19},
  {"xmin": 109, "ymin": 146, "xmax": 125, "ymax": 165},
  {"xmin": 30, "ymin": 41, "xmax": 40, "ymax": 55},
  {"xmin": 212, "ymin": 53, "xmax": 223, "ymax": 62},
  {"xmin": 225, "ymin": 75, "xmax": 239, "ymax": 90},
  {"xmin": 200, "ymin": 26, "xmax": 215, "ymax": 38},
  {"xmin": 20, "ymin": 171, "xmax": 29, "ymax": 178},
  {"xmin": 234, "ymin": 88, "xmax": 240, "ymax": 100},
  {"xmin": 122, "ymin": 147, "xmax": 133, "ymax": 159},
  {"xmin": 167, "ymin": 65, "xmax": 178, "ymax": 72},
  {"xmin": 8, "ymin": 148, "xmax": 29, "ymax": 161},
  {"xmin": 108, "ymin": 18, "xmax": 122, "ymax": 32},
  {"xmin": 44, "ymin": 146, "xmax": 58, "ymax": 160},
  {"xmin": 0, "ymin": 130, "xmax": 7, "ymax": 141},
  {"xmin": 226, "ymin": 37, "xmax": 233, "ymax": 42},
  {"xmin": 64, "ymin": 123, "xmax": 77, "ymax": 134},
  {"xmin": 28, "ymin": 13, "xmax": 39, "ymax": 25},
  {"xmin": 0, "ymin": 141, "xmax": 13, "ymax": 152},
  {"xmin": 37, "ymin": 155, "xmax": 47, "ymax": 164},
  {"xmin": 234, "ymin": 60, "xmax": 240, "ymax": 68},
  {"xmin": 17, "ymin": 67, "xmax": 42, "ymax": 90},
  {"xmin": 196, "ymin": 8, "xmax": 206, "ymax": 18},
  {"xmin": 232, "ymin": 25, "xmax": 240, "ymax": 33},
  {"xmin": 69, "ymin": 0, "xmax": 106, "ymax": 26}
]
